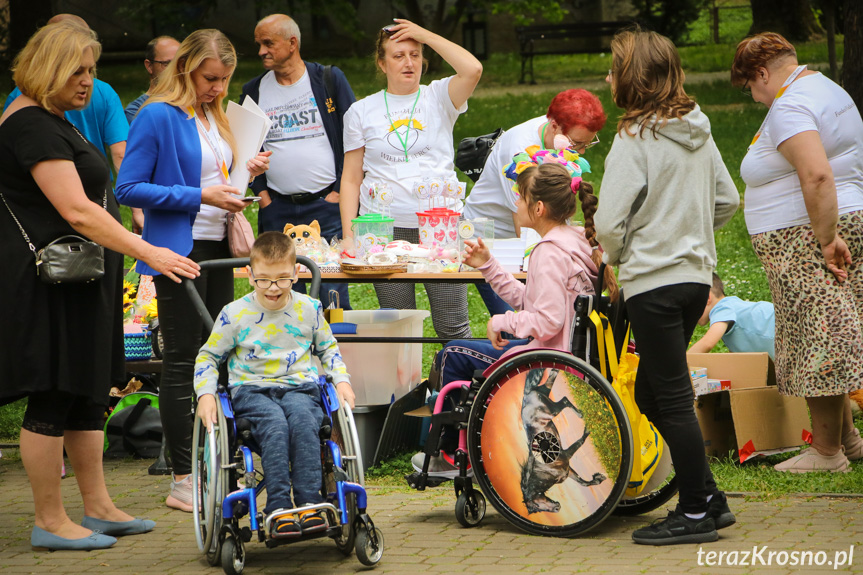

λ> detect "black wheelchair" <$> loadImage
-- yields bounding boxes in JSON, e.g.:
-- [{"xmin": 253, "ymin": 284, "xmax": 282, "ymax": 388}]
[
  {"xmin": 185, "ymin": 257, "xmax": 383, "ymax": 574},
  {"xmin": 406, "ymin": 264, "xmax": 677, "ymax": 536}
]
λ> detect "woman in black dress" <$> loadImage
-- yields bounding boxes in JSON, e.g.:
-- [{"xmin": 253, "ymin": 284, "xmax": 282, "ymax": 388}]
[{"xmin": 0, "ymin": 22, "xmax": 199, "ymax": 551}]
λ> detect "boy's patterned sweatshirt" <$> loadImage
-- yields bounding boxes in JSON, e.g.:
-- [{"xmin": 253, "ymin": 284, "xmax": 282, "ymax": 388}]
[{"xmin": 194, "ymin": 292, "xmax": 349, "ymax": 397}]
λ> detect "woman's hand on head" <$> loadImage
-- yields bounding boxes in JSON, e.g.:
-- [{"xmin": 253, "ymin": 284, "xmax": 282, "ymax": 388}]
[
  {"xmin": 246, "ymin": 150, "xmax": 272, "ymax": 179},
  {"xmin": 144, "ymin": 246, "xmax": 201, "ymax": 283},
  {"xmin": 385, "ymin": 19, "xmax": 434, "ymax": 44},
  {"xmin": 821, "ymin": 236, "xmax": 852, "ymax": 283},
  {"xmin": 202, "ymin": 185, "xmax": 246, "ymax": 212},
  {"xmin": 462, "ymin": 238, "xmax": 491, "ymax": 268}
]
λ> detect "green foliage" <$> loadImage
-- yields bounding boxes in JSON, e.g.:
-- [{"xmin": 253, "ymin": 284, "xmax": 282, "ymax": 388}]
[
  {"xmin": 0, "ymin": 399, "xmax": 26, "ymax": 441},
  {"xmin": 631, "ymin": 0, "xmax": 709, "ymax": 44}
]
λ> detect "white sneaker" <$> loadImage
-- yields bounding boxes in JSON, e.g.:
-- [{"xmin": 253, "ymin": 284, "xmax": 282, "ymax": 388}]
[
  {"xmin": 411, "ymin": 451, "xmax": 473, "ymax": 479},
  {"xmin": 166, "ymin": 474, "xmax": 194, "ymax": 512}
]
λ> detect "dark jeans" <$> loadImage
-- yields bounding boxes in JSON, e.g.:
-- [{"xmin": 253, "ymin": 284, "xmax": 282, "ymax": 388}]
[
  {"xmin": 232, "ymin": 383, "xmax": 324, "ymax": 514},
  {"xmin": 476, "ymin": 282, "xmax": 514, "ymax": 316},
  {"xmin": 626, "ymin": 282, "xmax": 717, "ymax": 514},
  {"xmin": 258, "ymin": 192, "xmax": 351, "ymax": 310},
  {"xmin": 153, "ymin": 239, "xmax": 233, "ymax": 475},
  {"xmin": 436, "ymin": 338, "xmax": 529, "ymax": 387},
  {"xmin": 434, "ymin": 338, "xmax": 529, "ymax": 451}
]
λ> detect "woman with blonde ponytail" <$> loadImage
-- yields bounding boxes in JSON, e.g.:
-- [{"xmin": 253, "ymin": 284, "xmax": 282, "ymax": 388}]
[{"xmin": 116, "ymin": 29, "xmax": 272, "ymax": 512}]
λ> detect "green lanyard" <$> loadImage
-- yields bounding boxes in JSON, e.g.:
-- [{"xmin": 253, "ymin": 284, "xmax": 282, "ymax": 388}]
[{"xmin": 384, "ymin": 88, "xmax": 421, "ymax": 162}]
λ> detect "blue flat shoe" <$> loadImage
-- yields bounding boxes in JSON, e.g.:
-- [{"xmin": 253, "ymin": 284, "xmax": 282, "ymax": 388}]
[
  {"xmin": 81, "ymin": 516, "xmax": 156, "ymax": 536},
  {"xmin": 31, "ymin": 526, "xmax": 117, "ymax": 551}
]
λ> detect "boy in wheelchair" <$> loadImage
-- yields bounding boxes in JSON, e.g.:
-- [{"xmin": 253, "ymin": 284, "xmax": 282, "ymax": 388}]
[{"xmin": 194, "ymin": 232, "xmax": 355, "ymax": 538}]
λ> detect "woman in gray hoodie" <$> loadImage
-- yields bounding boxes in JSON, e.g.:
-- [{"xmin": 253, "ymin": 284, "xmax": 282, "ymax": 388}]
[{"xmin": 595, "ymin": 28, "xmax": 740, "ymax": 546}]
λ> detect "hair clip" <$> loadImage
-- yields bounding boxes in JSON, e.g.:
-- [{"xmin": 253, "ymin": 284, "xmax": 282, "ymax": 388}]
[{"xmin": 570, "ymin": 176, "xmax": 582, "ymax": 194}]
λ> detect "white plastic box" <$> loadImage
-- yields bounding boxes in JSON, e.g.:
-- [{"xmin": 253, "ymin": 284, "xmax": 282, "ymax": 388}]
[
  {"xmin": 490, "ymin": 237, "xmax": 526, "ymax": 272},
  {"xmin": 338, "ymin": 310, "xmax": 430, "ymax": 406}
]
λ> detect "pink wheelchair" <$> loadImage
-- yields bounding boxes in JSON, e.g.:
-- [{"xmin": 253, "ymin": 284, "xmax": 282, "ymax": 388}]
[{"xmin": 406, "ymin": 266, "xmax": 677, "ymax": 536}]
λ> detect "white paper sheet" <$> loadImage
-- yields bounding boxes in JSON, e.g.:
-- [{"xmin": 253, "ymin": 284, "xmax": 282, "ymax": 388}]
[{"xmin": 226, "ymin": 97, "xmax": 272, "ymax": 190}]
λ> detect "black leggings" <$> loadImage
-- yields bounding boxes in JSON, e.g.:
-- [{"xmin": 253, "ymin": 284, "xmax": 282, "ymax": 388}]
[
  {"xmin": 153, "ymin": 239, "xmax": 232, "ymax": 475},
  {"xmin": 22, "ymin": 392, "xmax": 106, "ymax": 437},
  {"xmin": 626, "ymin": 282, "xmax": 718, "ymax": 514}
]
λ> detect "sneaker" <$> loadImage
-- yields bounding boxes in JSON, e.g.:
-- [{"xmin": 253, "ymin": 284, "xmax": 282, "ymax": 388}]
[
  {"xmin": 166, "ymin": 474, "xmax": 194, "ymax": 512},
  {"xmin": 297, "ymin": 508, "xmax": 326, "ymax": 532},
  {"xmin": 410, "ymin": 452, "xmax": 473, "ymax": 479},
  {"xmin": 272, "ymin": 517, "xmax": 300, "ymax": 537},
  {"xmin": 774, "ymin": 447, "xmax": 850, "ymax": 473},
  {"xmin": 706, "ymin": 491, "xmax": 736, "ymax": 530},
  {"xmin": 842, "ymin": 428, "xmax": 863, "ymax": 461},
  {"xmin": 632, "ymin": 509, "xmax": 718, "ymax": 546},
  {"xmin": 675, "ymin": 491, "xmax": 736, "ymax": 530}
]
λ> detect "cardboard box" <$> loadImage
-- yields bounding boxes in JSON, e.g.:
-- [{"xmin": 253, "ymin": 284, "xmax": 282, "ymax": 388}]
[{"xmin": 686, "ymin": 352, "xmax": 811, "ymax": 461}]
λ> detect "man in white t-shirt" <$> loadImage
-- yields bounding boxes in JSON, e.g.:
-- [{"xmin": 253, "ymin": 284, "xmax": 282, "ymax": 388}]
[
  {"xmin": 241, "ymin": 14, "xmax": 356, "ymax": 308},
  {"xmin": 462, "ymin": 89, "xmax": 606, "ymax": 315}
]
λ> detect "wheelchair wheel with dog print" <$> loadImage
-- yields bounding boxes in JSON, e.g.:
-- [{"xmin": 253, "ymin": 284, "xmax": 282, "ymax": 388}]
[
  {"xmin": 466, "ymin": 350, "xmax": 633, "ymax": 537},
  {"xmin": 613, "ymin": 437, "xmax": 678, "ymax": 516}
]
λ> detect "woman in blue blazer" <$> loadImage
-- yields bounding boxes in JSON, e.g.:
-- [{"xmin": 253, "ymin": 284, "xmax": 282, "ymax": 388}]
[{"xmin": 116, "ymin": 29, "xmax": 270, "ymax": 512}]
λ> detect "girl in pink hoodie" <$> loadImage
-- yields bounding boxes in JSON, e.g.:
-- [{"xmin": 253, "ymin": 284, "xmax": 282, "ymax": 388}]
[{"xmin": 412, "ymin": 155, "xmax": 618, "ymax": 478}]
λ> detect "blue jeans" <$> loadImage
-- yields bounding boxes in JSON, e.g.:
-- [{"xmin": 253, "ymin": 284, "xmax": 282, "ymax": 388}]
[
  {"xmin": 434, "ymin": 338, "xmax": 529, "ymax": 452},
  {"xmin": 436, "ymin": 338, "xmax": 530, "ymax": 387},
  {"xmin": 476, "ymin": 282, "xmax": 514, "ymax": 316},
  {"xmin": 232, "ymin": 383, "xmax": 324, "ymax": 514},
  {"xmin": 258, "ymin": 192, "xmax": 351, "ymax": 310}
]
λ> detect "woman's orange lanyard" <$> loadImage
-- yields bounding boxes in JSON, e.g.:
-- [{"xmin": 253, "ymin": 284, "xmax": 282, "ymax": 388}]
[
  {"xmin": 189, "ymin": 105, "xmax": 230, "ymax": 184},
  {"xmin": 748, "ymin": 65, "xmax": 807, "ymax": 150}
]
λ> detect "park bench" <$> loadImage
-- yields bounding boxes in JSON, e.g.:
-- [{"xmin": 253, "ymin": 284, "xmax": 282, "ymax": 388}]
[{"xmin": 516, "ymin": 21, "xmax": 633, "ymax": 84}]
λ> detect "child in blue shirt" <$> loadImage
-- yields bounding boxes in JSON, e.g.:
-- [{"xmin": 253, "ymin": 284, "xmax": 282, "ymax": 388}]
[
  {"xmin": 689, "ymin": 273, "xmax": 775, "ymax": 359},
  {"xmin": 194, "ymin": 232, "xmax": 355, "ymax": 537}
]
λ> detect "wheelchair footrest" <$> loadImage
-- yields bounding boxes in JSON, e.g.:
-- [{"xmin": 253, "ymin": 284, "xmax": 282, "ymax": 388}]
[
  {"xmin": 404, "ymin": 471, "xmax": 449, "ymax": 490},
  {"xmin": 265, "ymin": 503, "xmax": 339, "ymax": 540}
]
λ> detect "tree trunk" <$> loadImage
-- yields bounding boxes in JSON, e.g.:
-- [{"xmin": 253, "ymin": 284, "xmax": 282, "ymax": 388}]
[
  {"xmin": 843, "ymin": 0, "xmax": 863, "ymax": 109},
  {"xmin": 824, "ymin": 0, "xmax": 837, "ymax": 81},
  {"xmin": 749, "ymin": 0, "xmax": 823, "ymax": 41}
]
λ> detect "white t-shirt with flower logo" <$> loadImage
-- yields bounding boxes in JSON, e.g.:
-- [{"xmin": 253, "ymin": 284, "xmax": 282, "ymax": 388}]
[{"xmin": 343, "ymin": 76, "xmax": 467, "ymax": 227}]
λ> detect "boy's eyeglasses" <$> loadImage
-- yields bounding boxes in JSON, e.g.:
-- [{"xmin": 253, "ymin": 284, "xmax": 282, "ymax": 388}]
[
  {"xmin": 741, "ymin": 79, "xmax": 751, "ymax": 96},
  {"xmin": 251, "ymin": 275, "xmax": 296, "ymax": 289},
  {"xmin": 150, "ymin": 59, "xmax": 172, "ymax": 67}
]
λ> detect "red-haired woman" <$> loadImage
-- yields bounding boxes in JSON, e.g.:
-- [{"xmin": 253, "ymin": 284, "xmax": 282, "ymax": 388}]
[{"xmin": 463, "ymin": 89, "xmax": 606, "ymax": 315}]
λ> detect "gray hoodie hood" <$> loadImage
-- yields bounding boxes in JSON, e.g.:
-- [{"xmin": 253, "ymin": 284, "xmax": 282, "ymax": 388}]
[
  {"xmin": 594, "ymin": 104, "xmax": 739, "ymax": 300},
  {"xmin": 653, "ymin": 104, "xmax": 711, "ymax": 151}
]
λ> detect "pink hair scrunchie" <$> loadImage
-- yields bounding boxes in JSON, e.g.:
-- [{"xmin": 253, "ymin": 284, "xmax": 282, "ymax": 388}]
[{"xmin": 570, "ymin": 176, "xmax": 582, "ymax": 194}]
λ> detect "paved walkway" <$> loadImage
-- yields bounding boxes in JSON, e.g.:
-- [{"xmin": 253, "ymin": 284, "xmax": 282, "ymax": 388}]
[{"xmin": 1, "ymin": 454, "xmax": 862, "ymax": 574}]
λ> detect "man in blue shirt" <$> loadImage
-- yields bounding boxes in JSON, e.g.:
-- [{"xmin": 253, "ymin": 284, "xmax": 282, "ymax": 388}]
[
  {"xmin": 125, "ymin": 36, "xmax": 180, "ymax": 124},
  {"xmin": 689, "ymin": 273, "xmax": 775, "ymax": 359}
]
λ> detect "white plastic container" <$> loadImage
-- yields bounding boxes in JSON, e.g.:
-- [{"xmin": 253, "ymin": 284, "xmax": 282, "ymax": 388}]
[
  {"xmin": 338, "ymin": 310, "xmax": 430, "ymax": 406},
  {"xmin": 490, "ymin": 237, "xmax": 526, "ymax": 272}
]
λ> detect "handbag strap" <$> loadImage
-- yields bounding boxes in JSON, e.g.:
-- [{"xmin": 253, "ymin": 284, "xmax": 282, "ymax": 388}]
[{"xmin": 0, "ymin": 192, "xmax": 37, "ymax": 257}]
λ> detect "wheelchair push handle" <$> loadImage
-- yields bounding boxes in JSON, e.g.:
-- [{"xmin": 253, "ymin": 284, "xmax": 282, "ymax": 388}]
[{"xmin": 183, "ymin": 255, "xmax": 322, "ymax": 331}]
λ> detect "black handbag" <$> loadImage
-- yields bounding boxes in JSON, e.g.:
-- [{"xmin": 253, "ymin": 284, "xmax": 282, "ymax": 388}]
[
  {"xmin": 2, "ymin": 192, "xmax": 106, "ymax": 284},
  {"xmin": 455, "ymin": 127, "xmax": 505, "ymax": 182}
]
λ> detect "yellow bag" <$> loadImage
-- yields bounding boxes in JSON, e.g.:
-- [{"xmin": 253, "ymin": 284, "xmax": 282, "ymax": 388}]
[{"xmin": 589, "ymin": 311, "xmax": 664, "ymax": 497}]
